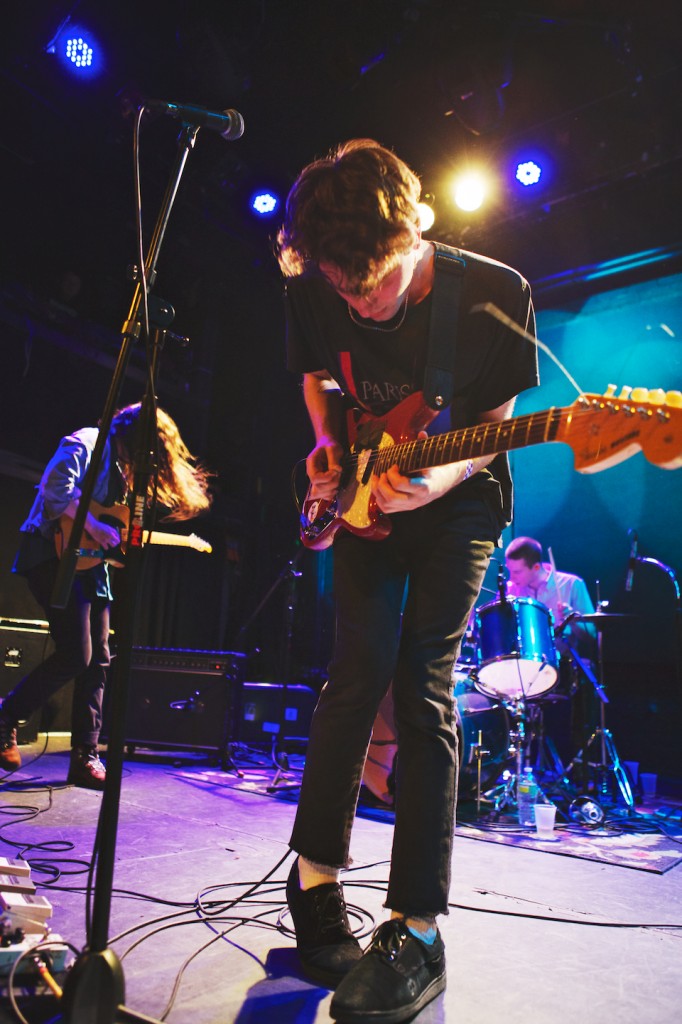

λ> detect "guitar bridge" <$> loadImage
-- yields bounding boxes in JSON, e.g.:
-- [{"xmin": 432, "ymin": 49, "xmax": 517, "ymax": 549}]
[{"xmin": 301, "ymin": 498, "xmax": 338, "ymax": 540}]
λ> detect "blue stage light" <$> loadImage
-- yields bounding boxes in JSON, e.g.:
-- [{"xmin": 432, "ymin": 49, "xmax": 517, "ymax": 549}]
[
  {"xmin": 48, "ymin": 22, "xmax": 103, "ymax": 78},
  {"xmin": 516, "ymin": 160, "xmax": 542, "ymax": 186},
  {"xmin": 250, "ymin": 191, "xmax": 280, "ymax": 217},
  {"xmin": 509, "ymin": 149, "xmax": 552, "ymax": 193}
]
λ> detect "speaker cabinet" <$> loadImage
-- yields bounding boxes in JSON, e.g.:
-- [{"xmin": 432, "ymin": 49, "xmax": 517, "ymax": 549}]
[
  {"xmin": 103, "ymin": 647, "xmax": 246, "ymax": 754},
  {"xmin": 240, "ymin": 682, "xmax": 317, "ymax": 744},
  {"xmin": 0, "ymin": 618, "xmax": 57, "ymax": 743}
]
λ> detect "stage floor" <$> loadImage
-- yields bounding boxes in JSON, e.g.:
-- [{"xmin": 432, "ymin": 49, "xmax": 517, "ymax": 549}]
[{"xmin": 1, "ymin": 736, "xmax": 680, "ymax": 1024}]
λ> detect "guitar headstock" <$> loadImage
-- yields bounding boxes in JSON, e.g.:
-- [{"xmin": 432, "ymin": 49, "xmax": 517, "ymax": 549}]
[
  {"xmin": 562, "ymin": 385, "xmax": 682, "ymax": 472},
  {"xmin": 603, "ymin": 383, "xmax": 682, "ymax": 408},
  {"xmin": 188, "ymin": 533, "xmax": 213, "ymax": 554}
]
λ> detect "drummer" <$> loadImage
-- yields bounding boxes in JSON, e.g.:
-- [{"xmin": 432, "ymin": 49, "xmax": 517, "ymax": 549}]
[
  {"xmin": 505, "ymin": 536, "xmax": 598, "ymax": 774},
  {"xmin": 504, "ymin": 536, "xmax": 596, "ymax": 660}
]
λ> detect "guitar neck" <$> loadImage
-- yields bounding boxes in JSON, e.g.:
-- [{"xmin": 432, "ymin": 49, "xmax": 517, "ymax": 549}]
[
  {"xmin": 375, "ymin": 407, "xmax": 564, "ymax": 474},
  {"xmin": 144, "ymin": 531, "xmax": 189, "ymax": 546}
]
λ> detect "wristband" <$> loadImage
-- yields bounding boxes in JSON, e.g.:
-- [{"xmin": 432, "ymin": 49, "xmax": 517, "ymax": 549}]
[{"xmin": 463, "ymin": 459, "xmax": 475, "ymax": 481}]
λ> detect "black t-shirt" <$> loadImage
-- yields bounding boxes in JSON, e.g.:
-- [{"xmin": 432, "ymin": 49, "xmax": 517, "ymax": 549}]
[{"xmin": 285, "ymin": 242, "xmax": 539, "ymax": 526}]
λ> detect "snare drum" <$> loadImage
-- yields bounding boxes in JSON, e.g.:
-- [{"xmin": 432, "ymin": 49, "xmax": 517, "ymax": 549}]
[{"xmin": 474, "ymin": 597, "xmax": 558, "ymax": 700}]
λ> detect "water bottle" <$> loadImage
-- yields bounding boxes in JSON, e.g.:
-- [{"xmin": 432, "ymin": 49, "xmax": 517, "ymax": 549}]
[{"xmin": 517, "ymin": 766, "xmax": 539, "ymax": 826}]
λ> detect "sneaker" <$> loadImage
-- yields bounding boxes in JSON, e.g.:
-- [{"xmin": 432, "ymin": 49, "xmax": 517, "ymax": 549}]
[
  {"xmin": 286, "ymin": 857, "xmax": 362, "ymax": 987},
  {"xmin": 0, "ymin": 713, "xmax": 21, "ymax": 771},
  {"xmin": 330, "ymin": 918, "xmax": 446, "ymax": 1023},
  {"xmin": 67, "ymin": 746, "xmax": 106, "ymax": 790}
]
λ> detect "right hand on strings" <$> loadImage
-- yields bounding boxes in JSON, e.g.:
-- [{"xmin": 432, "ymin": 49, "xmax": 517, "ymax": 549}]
[{"xmin": 306, "ymin": 435, "xmax": 344, "ymax": 499}]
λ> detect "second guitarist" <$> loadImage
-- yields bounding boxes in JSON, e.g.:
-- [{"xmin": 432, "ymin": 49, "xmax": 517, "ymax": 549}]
[{"xmin": 0, "ymin": 403, "xmax": 212, "ymax": 787}]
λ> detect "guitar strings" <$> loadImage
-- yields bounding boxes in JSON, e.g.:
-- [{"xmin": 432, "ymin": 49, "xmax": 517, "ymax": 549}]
[{"xmin": 342, "ymin": 399, "xmax": 654, "ymax": 477}]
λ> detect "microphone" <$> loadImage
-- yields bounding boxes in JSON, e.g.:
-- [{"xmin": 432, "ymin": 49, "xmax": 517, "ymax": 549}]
[
  {"xmin": 145, "ymin": 99, "xmax": 245, "ymax": 141},
  {"xmin": 497, "ymin": 566, "xmax": 508, "ymax": 603},
  {"xmin": 625, "ymin": 530, "xmax": 638, "ymax": 592}
]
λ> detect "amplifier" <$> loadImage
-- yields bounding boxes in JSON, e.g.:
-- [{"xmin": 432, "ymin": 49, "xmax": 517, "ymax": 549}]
[
  {"xmin": 0, "ymin": 618, "xmax": 54, "ymax": 742},
  {"xmin": 240, "ymin": 682, "xmax": 317, "ymax": 744},
  {"xmin": 103, "ymin": 647, "xmax": 246, "ymax": 755},
  {"xmin": 130, "ymin": 647, "xmax": 240, "ymax": 675}
]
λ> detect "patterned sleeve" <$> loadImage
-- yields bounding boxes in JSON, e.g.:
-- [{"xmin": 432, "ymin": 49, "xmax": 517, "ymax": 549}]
[{"xmin": 39, "ymin": 437, "xmax": 92, "ymax": 520}]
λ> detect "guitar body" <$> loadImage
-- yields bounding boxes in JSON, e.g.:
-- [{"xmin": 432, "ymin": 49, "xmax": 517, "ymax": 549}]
[
  {"xmin": 301, "ymin": 392, "xmax": 439, "ymax": 551},
  {"xmin": 299, "ymin": 386, "xmax": 682, "ymax": 551},
  {"xmin": 55, "ymin": 501, "xmax": 129, "ymax": 571},
  {"xmin": 55, "ymin": 500, "xmax": 212, "ymax": 570}
]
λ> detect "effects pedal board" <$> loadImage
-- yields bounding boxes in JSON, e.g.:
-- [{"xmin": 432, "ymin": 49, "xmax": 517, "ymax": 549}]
[{"xmin": 0, "ymin": 934, "xmax": 69, "ymax": 976}]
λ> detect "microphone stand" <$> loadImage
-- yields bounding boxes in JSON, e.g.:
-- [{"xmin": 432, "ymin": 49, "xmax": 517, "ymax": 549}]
[
  {"xmin": 54, "ymin": 122, "xmax": 202, "ymax": 1024},
  {"xmin": 632, "ymin": 555, "xmax": 682, "ymax": 687},
  {"xmin": 267, "ymin": 549, "xmax": 304, "ymax": 792}
]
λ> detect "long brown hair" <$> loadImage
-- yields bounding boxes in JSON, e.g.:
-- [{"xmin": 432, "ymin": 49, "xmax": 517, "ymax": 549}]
[
  {"xmin": 275, "ymin": 138, "xmax": 421, "ymax": 296},
  {"xmin": 110, "ymin": 403, "xmax": 212, "ymax": 521}
]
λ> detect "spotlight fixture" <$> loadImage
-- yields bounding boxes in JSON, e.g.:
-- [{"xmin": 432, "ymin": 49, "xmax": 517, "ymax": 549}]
[
  {"xmin": 46, "ymin": 19, "xmax": 103, "ymax": 79},
  {"xmin": 515, "ymin": 160, "xmax": 542, "ymax": 187},
  {"xmin": 453, "ymin": 172, "xmax": 488, "ymax": 212},
  {"xmin": 250, "ymin": 190, "xmax": 280, "ymax": 217}
]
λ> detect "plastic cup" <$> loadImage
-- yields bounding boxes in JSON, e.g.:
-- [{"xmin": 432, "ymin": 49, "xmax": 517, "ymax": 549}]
[
  {"xmin": 640, "ymin": 772, "xmax": 657, "ymax": 802},
  {"xmin": 534, "ymin": 802, "xmax": 557, "ymax": 839}
]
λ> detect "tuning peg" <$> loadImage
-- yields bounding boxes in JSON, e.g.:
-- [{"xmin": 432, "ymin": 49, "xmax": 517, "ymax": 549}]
[
  {"xmin": 665, "ymin": 390, "xmax": 682, "ymax": 407},
  {"xmin": 604, "ymin": 383, "xmax": 618, "ymax": 398},
  {"xmin": 630, "ymin": 387, "xmax": 650, "ymax": 402},
  {"xmin": 647, "ymin": 389, "xmax": 666, "ymax": 405},
  {"xmin": 618, "ymin": 385, "xmax": 632, "ymax": 400}
]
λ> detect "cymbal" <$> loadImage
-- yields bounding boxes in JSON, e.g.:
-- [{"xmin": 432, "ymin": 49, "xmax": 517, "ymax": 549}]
[{"xmin": 576, "ymin": 612, "xmax": 636, "ymax": 624}]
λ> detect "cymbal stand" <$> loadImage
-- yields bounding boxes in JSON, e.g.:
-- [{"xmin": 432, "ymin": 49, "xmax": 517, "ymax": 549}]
[{"xmin": 564, "ymin": 598, "xmax": 633, "ymax": 808}]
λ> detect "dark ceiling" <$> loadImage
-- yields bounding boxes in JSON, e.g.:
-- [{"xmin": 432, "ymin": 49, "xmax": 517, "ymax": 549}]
[{"xmin": 3, "ymin": 0, "xmax": 681, "ymax": 304}]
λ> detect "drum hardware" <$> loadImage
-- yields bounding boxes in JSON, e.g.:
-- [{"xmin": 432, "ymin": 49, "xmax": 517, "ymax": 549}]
[
  {"xmin": 470, "ymin": 729, "xmax": 491, "ymax": 815},
  {"xmin": 524, "ymin": 701, "xmax": 566, "ymax": 780},
  {"xmin": 481, "ymin": 697, "xmax": 528, "ymax": 813},
  {"xmin": 563, "ymin": 607, "xmax": 634, "ymax": 809}
]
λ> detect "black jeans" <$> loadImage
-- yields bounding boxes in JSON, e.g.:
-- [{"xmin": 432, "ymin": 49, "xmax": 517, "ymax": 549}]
[
  {"xmin": 290, "ymin": 496, "xmax": 498, "ymax": 917},
  {"xmin": 4, "ymin": 559, "xmax": 110, "ymax": 748}
]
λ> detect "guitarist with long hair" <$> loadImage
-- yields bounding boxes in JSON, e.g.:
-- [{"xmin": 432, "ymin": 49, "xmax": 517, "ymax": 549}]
[
  {"xmin": 275, "ymin": 139, "xmax": 539, "ymax": 1023},
  {"xmin": 0, "ymin": 403, "xmax": 211, "ymax": 787}
]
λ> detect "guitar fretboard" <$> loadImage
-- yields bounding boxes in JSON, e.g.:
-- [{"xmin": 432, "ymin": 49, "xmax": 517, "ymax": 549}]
[{"xmin": 371, "ymin": 407, "xmax": 565, "ymax": 474}]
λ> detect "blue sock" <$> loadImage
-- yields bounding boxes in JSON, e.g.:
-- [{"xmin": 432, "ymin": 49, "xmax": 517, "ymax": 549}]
[{"xmin": 407, "ymin": 923, "xmax": 438, "ymax": 945}]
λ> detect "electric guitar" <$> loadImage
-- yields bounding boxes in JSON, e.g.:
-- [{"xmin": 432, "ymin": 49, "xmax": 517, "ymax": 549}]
[
  {"xmin": 300, "ymin": 385, "xmax": 682, "ymax": 551},
  {"xmin": 55, "ymin": 500, "xmax": 212, "ymax": 571}
]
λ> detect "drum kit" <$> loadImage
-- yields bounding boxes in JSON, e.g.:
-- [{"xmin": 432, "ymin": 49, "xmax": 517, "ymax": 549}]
[
  {"xmin": 453, "ymin": 594, "xmax": 635, "ymax": 815},
  {"xmin": 362, "ymin": 591, "xmax": 634, "ymax": 815}
]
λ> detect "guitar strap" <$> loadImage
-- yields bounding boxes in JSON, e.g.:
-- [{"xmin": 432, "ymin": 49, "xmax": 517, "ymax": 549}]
[{"xmin": 423, "ymin": 243, "xmax": 466, "ymax": 411}]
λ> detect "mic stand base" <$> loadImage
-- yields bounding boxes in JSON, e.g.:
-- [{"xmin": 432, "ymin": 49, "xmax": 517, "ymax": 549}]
[
  {"xmin": 265, "ymin": 744, "xmax": 304, "ymax": 793},
  {"xmin": 61, "ymin": 948, "xmax": 163, "ymax": 1023},
  {"xmin": 220, "ymin": 743, "xmax": 245, "ymax": 778}
]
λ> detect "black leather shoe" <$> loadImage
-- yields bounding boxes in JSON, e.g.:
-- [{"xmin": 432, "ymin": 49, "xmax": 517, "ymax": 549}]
[
  {"xmin": 286, "ymin": 857, "xmax": 362, "ymax": 987},
  {"xmin": 330, "ymin": 918, "xmax": 446, "ymax": 1023}
]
